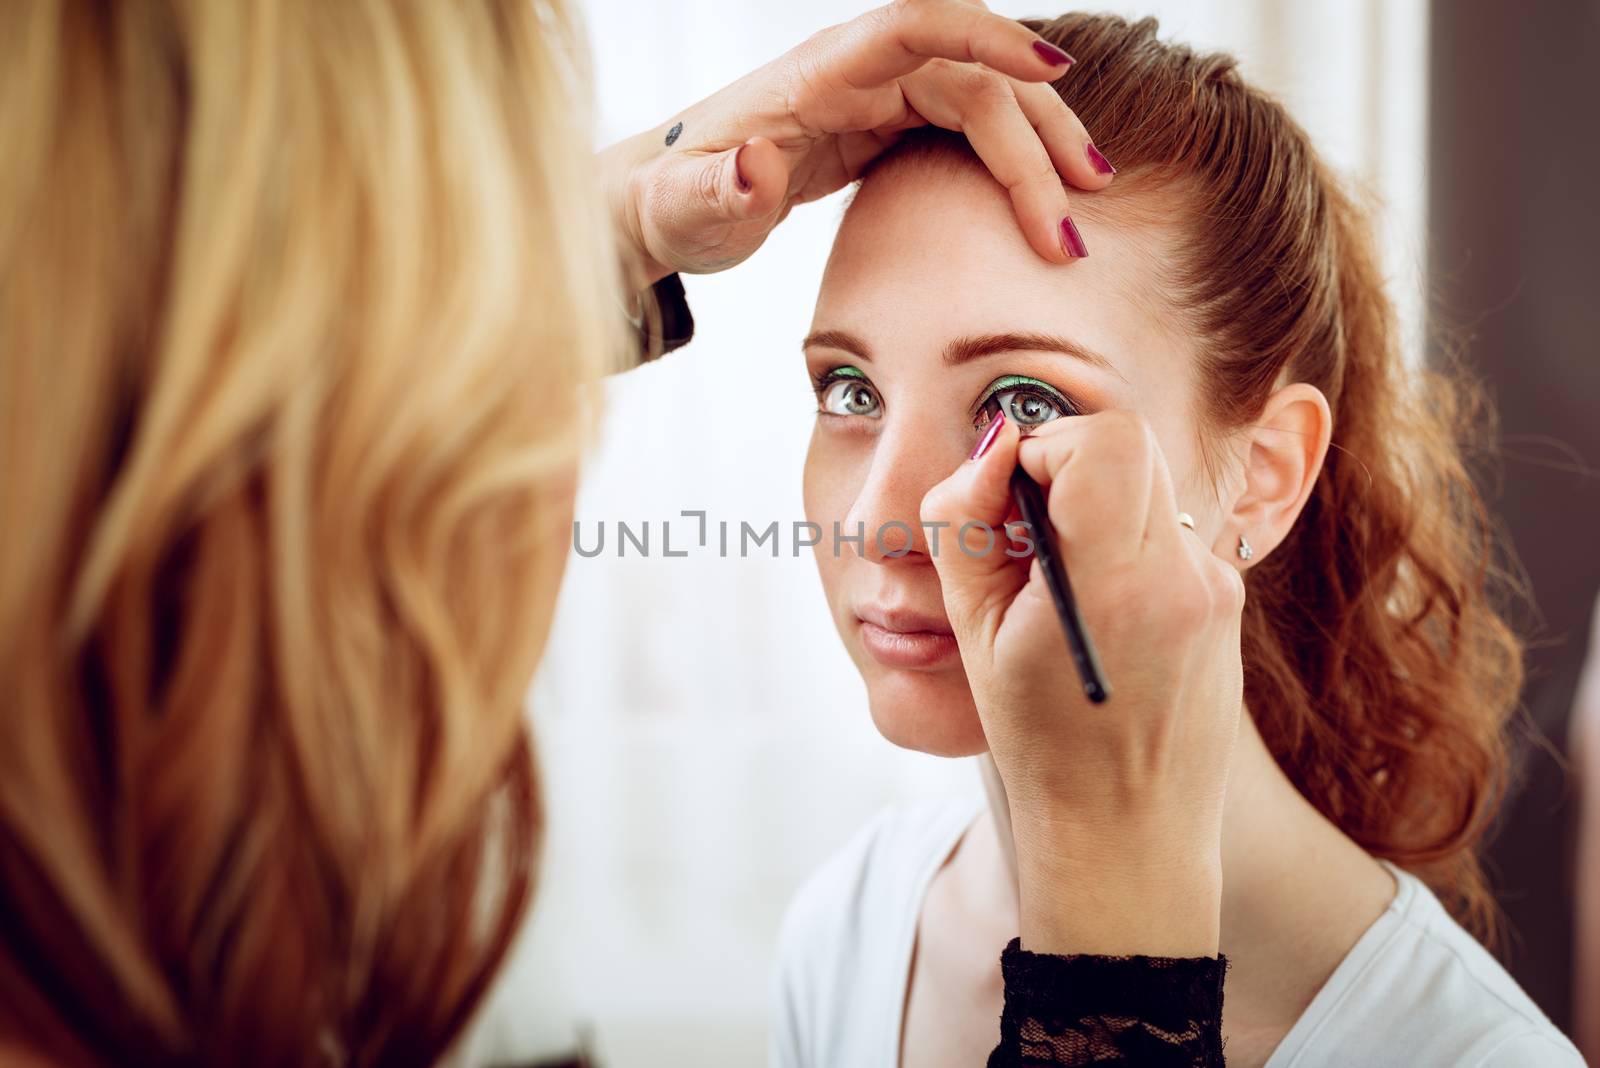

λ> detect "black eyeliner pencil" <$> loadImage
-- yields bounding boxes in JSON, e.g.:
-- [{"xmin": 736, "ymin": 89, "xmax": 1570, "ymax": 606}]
[{"xmin": 1009, "ymin": 463, "xmax": 1111, "ymax": 704}]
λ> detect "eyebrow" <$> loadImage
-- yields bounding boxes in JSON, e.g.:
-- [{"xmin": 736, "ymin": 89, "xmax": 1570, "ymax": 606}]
[{"xmin": 801, "ymin": 328, "xmax": 1126, "ymax": 383}]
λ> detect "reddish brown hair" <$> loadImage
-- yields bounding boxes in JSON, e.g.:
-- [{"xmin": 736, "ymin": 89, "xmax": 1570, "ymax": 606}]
[{"xmin": 878, "ymin": 13, "xmax": 1525, "ymax": 939}]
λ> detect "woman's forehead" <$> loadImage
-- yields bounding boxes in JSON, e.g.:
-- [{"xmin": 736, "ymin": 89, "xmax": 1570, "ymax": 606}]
[{"xmin": 813, "ymin": 162, "xmax": 1194, "ymax": 385}]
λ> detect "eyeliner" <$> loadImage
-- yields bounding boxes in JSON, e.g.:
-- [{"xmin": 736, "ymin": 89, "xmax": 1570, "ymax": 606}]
[{"xmin": 1009, "ymin": 461, "xmax": 1111, "ymax": 703}]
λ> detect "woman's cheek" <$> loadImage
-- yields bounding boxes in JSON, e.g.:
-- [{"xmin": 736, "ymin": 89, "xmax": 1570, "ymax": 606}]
[
  {"xmin": 802, "ymin": 427, "xmax": 859, "ymax": 527},
  {"xmin": 802, "ymin": 431, "xmax": 863, "ymax": 597},
  {"xmin": 801, "ymin": 426, "xmax": 828, "ymax": 527}
]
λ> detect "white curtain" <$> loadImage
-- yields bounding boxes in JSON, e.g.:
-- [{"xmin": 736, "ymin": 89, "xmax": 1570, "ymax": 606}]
[{"xmin": 458, "ymin": 2, "xmax": 1429, "ymax": 1065}]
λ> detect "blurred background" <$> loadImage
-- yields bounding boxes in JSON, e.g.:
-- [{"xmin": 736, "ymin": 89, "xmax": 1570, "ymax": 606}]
[{"xmin": 454, "ymin": 2, "xmax": 1600, "ymax": 1065}]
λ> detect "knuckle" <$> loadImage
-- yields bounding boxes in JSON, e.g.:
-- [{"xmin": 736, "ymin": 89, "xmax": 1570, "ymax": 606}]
[
  {"xmin": 785, "ymin": 25, "xmax": 843, "ymax": 79},
  {"xmin": 1215, "ymin": 560, "xmax": 1248, "ymax": 615},
  {"xmin": 694, "ymin": 155, "xmax": 727, "ymax": 213},
  {"xmin": 968, "ymin": 72, "xmax": 1015, "ymax": 108},
  {"xmin": 1169, "ymin": 574, "xmax": 1213, "ymax": 631},
  {"xmin": 1082, "ymin": 410, "xmax": 1149, "ymax": 464},
  {"xmin": 1050, "ymin": 103, "xmax": 1089, "ymax": 140},
  {"xmin": 1192, "ymin": 557, "xmax": 1243, "ymax": 622},
  {"xmin": 1015, "ymin": 147, "xmax": 1059, "ymax": 187},
  {"xmin": 884, "ymin": 0, "xmax": 929, "ymax": 26},
  {"xmin": 797, "ymin": 24, "xmax": 834, "ymax": 52}
]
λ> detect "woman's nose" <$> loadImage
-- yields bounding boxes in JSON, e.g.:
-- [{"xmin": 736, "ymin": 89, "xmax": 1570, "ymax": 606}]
[{"xmin": 840, "ymin": 424, "xmax": 955, "ymax": 564}]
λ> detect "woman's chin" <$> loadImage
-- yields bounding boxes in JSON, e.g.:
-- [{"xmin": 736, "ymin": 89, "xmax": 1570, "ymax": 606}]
[{"xmin": 864, "ymin": 670, "xmax": 989, "ymax": 757}]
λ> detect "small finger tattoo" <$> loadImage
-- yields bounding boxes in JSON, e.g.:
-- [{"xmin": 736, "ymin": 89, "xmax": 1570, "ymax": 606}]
[{"xmin": 665, "ymin": 121, "xmax": 683, "ymax": 146}]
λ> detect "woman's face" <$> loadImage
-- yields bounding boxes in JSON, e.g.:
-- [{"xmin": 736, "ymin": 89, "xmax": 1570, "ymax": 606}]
[{"xmin": 803, "ymin": 159, "xmax": 1214, "ymax": 756}]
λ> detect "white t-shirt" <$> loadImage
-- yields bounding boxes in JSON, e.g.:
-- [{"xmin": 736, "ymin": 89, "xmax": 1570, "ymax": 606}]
[{"xmin": 769, "ymin": 790, "xmax": 1586, "ymax": 1068}]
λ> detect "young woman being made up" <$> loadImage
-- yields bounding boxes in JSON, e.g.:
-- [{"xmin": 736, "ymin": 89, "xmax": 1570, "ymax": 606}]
[{"xmin": 774, "ymin": 13, "xmax": 1584, "ymax": 1068}]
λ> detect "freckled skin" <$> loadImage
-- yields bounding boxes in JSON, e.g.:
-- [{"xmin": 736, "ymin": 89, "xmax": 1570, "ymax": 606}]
[{"xmin": 803, "ymin": 159, "xmax": 1206, "ymax": 757}]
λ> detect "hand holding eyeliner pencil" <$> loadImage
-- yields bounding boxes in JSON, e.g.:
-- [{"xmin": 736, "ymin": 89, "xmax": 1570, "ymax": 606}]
[{"xmin": 1008, "ymin": 439, "xmax": 1111, "ymax": 704}]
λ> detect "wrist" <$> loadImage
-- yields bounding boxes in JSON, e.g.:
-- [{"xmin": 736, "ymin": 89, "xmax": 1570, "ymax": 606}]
[
  {"xmin": 1007, "ymin": 782, "xmax": 1225, "ymax": 860},
  {"xmin": 1011, "ymin": 813, "xmax": 1223, "ymax": 958}
]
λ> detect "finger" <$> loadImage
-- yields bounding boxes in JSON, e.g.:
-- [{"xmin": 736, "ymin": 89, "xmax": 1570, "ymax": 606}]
[
  {"xmin": 949, "ymin": 74, "xmax": 1083, "ymax": 263},
  {"xmin": 1134, "ymin": 420, "xmax": 1187, "ymax": 559},
  {"xmin": 1015, "ymin": 411, "xmax": 1155, "ymax": 568},
  {"xmin": 1172, "ymin": 502, "xmax": 1247, "ymax": 624},
  {"xmin": 649, "ymin": 135, "xmax": 786, "ymax": 235},
  {"xmin": 1169, "ymin": 522, "xmax": 1248, "ymax": 651},
  {"xmin": 731, "ymin": 136, "xmax": 789, "ymax": 214},
  {"xmin": 830, "ymin": 0, "xmax": 1076, "ymax": 90},
  {"xmin": 920, "ymin": 412, "xmax": 1026, "ymax": 641},
  {"xmin": 1006, "ymin": 76, "xmax": 1115, "ymax": 191}
]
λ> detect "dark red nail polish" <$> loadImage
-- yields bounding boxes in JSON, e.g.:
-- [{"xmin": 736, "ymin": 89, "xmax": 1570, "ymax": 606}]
[
  {"xmin": 970, "ymin": 409, "xmax": 1006, "ymax": 461},
  {"xmin": 1032, "ymin": 40, "xmax": 1076, "ymax": 68},
  {"xmin": 1085, "ymin": 142, "xmax": 1116, "ymax": 176},
  {"xmin": 734, "ymin": 144, "xmax": 752, "ymax": 192},
  {"xmin": 1060, "ymin": 216, "xmax": 1089, "ymax": 259}
]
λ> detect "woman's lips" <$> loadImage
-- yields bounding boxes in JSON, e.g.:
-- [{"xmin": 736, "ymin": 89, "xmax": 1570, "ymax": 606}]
[{"xmin": 855, "ymin": 606, "xmax": 959, "ymax": 670}]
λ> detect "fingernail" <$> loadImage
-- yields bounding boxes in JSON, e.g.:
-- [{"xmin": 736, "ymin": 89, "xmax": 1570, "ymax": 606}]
[
  {"xmin": 1085, "ymin": 142, "xmax": 1116, "ymax": 175},
  {"xmin": 1032, "ymin": 40, "xmax": 1076, "ymax": 68},
  {"xmin": 970, "ymin": 409, "xmax": 1006, "ymax": 461},
  {"xmin": 734, "ymin": 143, "xmax": 752, "ymax": 192},
  {"xmin": 1060, "ymin": 215, "xmax": 1089, "ymax": 259}
]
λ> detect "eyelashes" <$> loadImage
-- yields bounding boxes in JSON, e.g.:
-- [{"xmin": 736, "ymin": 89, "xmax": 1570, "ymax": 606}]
[
  {"xmin": 971, "ymin": 374, "xmax": 1080, "ymax": 429},
  {"xmin": 811, "ymin": 365, "xmax": 1083, "ymax": 428},
  {"xmin": 811, "ymin": 365, "xmax": 868, "ymax": 394},
  {"xmin": 817, "ymin": 370, "xmax": 883, "ymax": 418}
]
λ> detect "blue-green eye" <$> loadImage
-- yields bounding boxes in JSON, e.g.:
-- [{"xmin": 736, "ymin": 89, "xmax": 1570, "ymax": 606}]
[
  {"xmin": 816, "ymin": 368, "xmax": 882, "ymax": 419},
  {"xmin": 975, "ymin": 375, "xmax": 1078, "ymax": 428}
]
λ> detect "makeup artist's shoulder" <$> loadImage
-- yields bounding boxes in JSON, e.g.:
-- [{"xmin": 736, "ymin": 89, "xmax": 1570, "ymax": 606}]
[{"xmin": 1282, "ymin": 864, "xmax": 1584, "ymax": 1067}]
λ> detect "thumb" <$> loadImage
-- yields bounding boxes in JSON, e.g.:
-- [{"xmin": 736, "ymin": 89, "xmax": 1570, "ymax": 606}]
[
  {"xmin": 920, "ymin": 411, "xmax": 1025, "ymax": 650},
  {"xmin": 660, "ymin": 135, "xmax": 787, "ymax": 229}
]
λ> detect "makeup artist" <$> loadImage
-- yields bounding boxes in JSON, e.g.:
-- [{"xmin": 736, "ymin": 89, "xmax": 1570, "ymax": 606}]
[{"xmin": 3, "ymin": 2, "xmax": 1224, "ymax": 1065}]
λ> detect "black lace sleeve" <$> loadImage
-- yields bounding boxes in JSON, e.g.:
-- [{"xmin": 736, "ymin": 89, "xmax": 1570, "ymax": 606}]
[
  {"xmin": 987, "ymin": 938, "xmax": 1229, "ymax": 1067},
  {"xmin": 627, "ymin": 271, "xmax": 695, "ymax": 363}
]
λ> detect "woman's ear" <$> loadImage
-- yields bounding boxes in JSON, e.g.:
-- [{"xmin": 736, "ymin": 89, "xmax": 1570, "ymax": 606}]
[{"xmin": 1223, "ymin": 382, "xmax": 1332, "ymax": 568}]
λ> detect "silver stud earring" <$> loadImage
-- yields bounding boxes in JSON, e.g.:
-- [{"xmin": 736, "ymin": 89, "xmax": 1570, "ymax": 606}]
[{"xmin": 1237, "ymin": 534, "xmax": 1253, "ymax": 561}]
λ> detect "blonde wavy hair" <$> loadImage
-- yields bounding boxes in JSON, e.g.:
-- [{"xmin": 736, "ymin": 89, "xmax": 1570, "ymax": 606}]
[{"xmin": 0, "ymin": 1, "xmax": 626, "ymax": 1063}]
